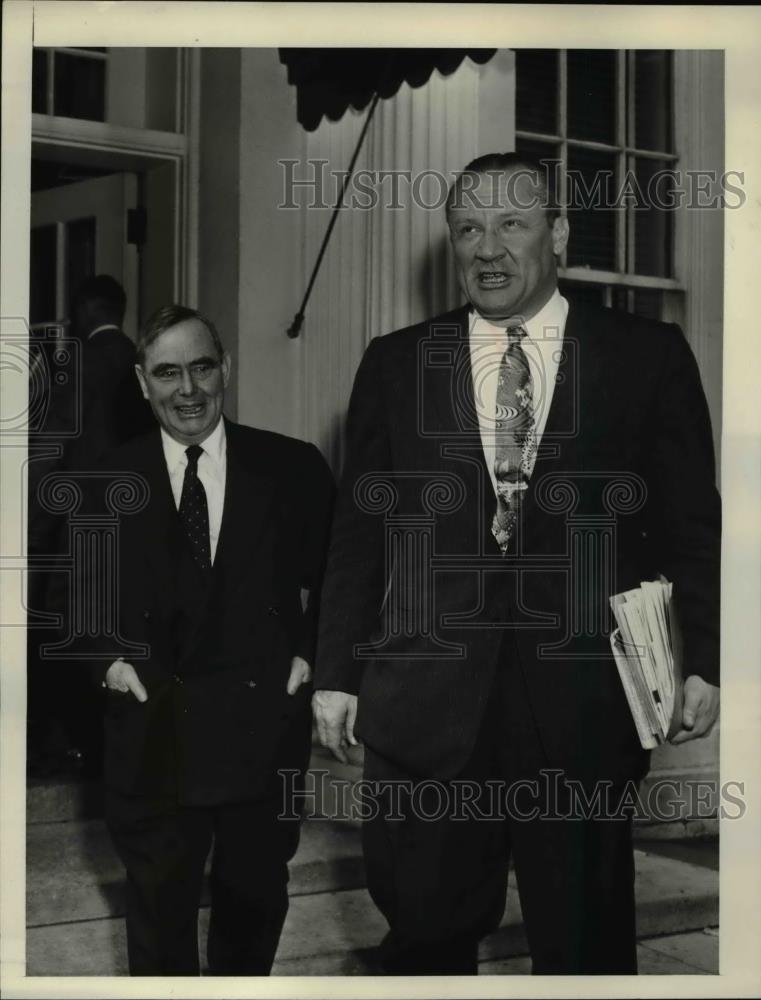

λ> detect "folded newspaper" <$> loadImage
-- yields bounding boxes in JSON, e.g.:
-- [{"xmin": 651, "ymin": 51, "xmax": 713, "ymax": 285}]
[{"xmin": 609, "ymin": 577, "xmax": 683, "ymax": 750}]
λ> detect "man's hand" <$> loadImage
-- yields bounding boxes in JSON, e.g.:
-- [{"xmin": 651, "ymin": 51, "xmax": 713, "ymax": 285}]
[
  {"xmin": 312, "ymin": 689, "xmax": 358, "ymax": 763},
  {"xmin": 104, "ymin": 659, "xmax": 148, "ymax": 703},
  {"xmin": 670, "ymin": 674, "xmax": 720, "ymax": 744},
  {"xmin": 287, "ymin": 656, "xmax": 312, "ymax": 695}
]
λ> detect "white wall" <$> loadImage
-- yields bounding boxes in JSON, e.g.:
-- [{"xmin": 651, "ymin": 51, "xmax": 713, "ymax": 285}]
[
  {"xmin": 236, "ymin": 49, "xmax": 307, "ymax": 437},
  {"xmin": 197, "ymin": 48, "xmax": 241, "ymax": 420}
]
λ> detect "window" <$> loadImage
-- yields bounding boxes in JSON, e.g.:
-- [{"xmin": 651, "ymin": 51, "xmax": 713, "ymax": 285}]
[
  {"xmin": 515, "ymin": 50, "xmax": 680, "ymax": 319},
  {"xmin": 32, "ymin": 47, "xmax": 108, "ymax": 122}
]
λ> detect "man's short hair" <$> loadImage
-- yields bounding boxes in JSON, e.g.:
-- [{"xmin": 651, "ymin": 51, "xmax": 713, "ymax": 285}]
[
  {"xmin": 446, "ymin": 152, "xmax": 561, "ymax": 224},
  {"xmin": 71, "ymin": 274, "xmax": 127, "ymax": 320},
  {"xmin": 137, "ymin": 304, "xmax": 224, "ymax": 366}
]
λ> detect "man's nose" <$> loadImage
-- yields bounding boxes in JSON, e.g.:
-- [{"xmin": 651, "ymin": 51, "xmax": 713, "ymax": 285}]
[
  {"xmin": 178, "ymin": 369, "xmax": 195, "ymax": 395},
  {"xmin": 475, "ymin": 230, "xmax": 505, "ymax": 261}
]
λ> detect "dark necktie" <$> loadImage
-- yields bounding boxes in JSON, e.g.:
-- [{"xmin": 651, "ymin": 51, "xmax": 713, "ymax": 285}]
[
  {"xmin": 179, "ymin": 444, "xmax": 211, "ymax": 572},
  {"xmin": 492, "ymin": 325, "xmax": 537, "ymax": 554}
]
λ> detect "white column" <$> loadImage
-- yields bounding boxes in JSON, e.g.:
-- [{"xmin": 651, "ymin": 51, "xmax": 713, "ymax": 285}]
[{"xmin": 674, "ymin": 50, "xmax": 724, "ymax": 471}]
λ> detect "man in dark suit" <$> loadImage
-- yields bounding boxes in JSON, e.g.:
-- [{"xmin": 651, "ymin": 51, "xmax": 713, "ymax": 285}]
[
  {"xmin": 28, "ymin": 275, "xmax": 153, "ymax": 775},
  {"xmin": 313, "ymin": 153, "xmax": 720, "ymax": 974},
  {"xmin": 67, "ymin": 274, "xmax": 155, "ymax": 469},
  {"xmin": 81, "ymin": 304, "xmax": 333, "ymax": 975}
]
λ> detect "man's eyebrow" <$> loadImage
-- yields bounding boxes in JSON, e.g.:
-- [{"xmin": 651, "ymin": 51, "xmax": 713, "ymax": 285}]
[
  {"xmin": 450, "ymin": 210, "xmax": 523, "ymax": 224},
  {"xmin": 148, "ymin": 355, "xmax": 219, "ymax": 375},
  {"xmin": 149, "ymin": 361, "xmax": 178, "ymax": 375}
]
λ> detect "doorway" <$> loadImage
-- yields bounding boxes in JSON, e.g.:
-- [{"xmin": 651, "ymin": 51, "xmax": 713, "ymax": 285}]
[{"xmin": 30, "ymin": 165, "xmax": 140, "ymax": 337}]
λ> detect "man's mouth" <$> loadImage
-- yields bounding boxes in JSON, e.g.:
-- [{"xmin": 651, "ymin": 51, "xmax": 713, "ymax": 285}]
[
  {"xmin": 477, "ymin": 270, "xmax": 511, "ymax": 288},
  {"xmin": 176, "ymin": 403, "xmax": 205, "ymax": 417}
]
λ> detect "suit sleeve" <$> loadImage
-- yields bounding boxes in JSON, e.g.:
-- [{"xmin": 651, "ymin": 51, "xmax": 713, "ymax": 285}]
[
  {"xmin": 314, "ymin": 338, "xmax": 392, "ymax": 694},
  {"xmin": 294, "ymin": 442, "xmax": 336, "ymax": 665},
  {"xmin": 649, "ymin": 324, "xmax": 721, "ymax": 687}
]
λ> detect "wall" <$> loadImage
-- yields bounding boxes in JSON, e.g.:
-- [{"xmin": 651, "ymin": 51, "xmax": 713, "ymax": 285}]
[
  {"xmin": 197, "ymin": 48, "xmax": 242, "ymax": 420},
  {"xmin": 236, "ymin": 49, "xmax": 307, "ymax": 436},
  {"xmin": 675, "ymin": 50, "xmax": 725, "ymax": 473}
]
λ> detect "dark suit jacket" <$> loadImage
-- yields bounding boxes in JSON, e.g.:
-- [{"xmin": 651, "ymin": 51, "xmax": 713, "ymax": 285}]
[
  {"xmin": 84, "ymin": 419, "xmax": 334, "ymax": 805},
  {"xmin": 29, "ymin": 328, "xmax": 152, "ymax": 556},
  {"xmin": 315, "ymin": 301, "xmax": 721, "ymax": 785},
  {"xmin": 30, "ymin": 329, "xmax": 156, "ymax": 638},
  {"xmin": 68, "ymin": 327, "xmax": 155, "ymax": 472}
]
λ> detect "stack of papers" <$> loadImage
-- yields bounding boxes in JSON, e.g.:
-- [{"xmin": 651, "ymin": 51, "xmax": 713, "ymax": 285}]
[{"xmin": 609, "ymin": 578, "xmax": 683, "ymax": 750}]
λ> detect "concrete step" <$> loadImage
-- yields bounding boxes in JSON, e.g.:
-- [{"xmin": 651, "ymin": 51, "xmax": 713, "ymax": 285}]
[
  {"xmin": 27, "ymin": 777, "xmax": 103, "ymax": 824},
  {"xmin": 26, "ymin": 816, "xmax": 365, "ymax": 927},
  {"xmin": 25, "ymin": 848, "xmax": 718, "ymax": 976},
  {"xmin": 27, "ymin": 743, "xmax": 720, "ymax": 835},
  {"xmin": 25, "ymin": 746, "xmax": 361, "ymax": 825}
]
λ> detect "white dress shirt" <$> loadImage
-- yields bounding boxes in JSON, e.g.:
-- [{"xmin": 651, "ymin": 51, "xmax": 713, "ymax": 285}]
[
  {"xmin": 160, "ymin": 419, "xmax": 227, "ymax": 563},
  {"xmin": 468, "ymin": 289, "xmax": 569, "ymax": 497}
]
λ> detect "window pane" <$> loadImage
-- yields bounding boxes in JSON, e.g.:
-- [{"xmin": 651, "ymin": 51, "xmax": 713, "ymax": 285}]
[
  {"xmin": 514, "ymin": 137, "xmax": 562, "ymax": 209},
  {"xmin": 32, "ymin": 50, "xmax": 48, "ymax": 114},
  {"xmin": 567, "ymin": 50, "xmax": 617, "ymax": 143},
  {"xmin": 514, "ymin": 137, "xmax": 560, "ymax": 164},
  {"xmin": 53, "ymin": 52, "xmax": 106, "ymax": 121},
  {"xmin": 66, "ymin": 217, "xmax": 96, "ymax": 318},
  {"xmin": 566, "ymin": 148, "xmax": 617, "ymax": 271},
  {"xmin": 30, "ymin": 225, "xmax": 57, "ymax": 325},
  {"xmin": 632, "ymin": 158, "xmax": 672, "ymax": 278},
  {"xmin": 515, "ymin": 49, "xmax": 558, "ymax": 134},
  {"xmin": 634, "ymin": 51, "xmax": 672, "ymax": 151}
]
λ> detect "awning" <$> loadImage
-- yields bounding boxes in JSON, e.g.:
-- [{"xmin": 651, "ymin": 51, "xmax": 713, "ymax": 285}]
[{"xmin": 279, "ymin": 48, "xmax": 498, "ymax": 131}]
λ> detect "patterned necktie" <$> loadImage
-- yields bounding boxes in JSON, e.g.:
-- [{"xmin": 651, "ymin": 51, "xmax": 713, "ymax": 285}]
[
  {"xmin": 492, "ymin": 325, "xmax": 537, "ymax": 554},
  {"xmin": 179, "ymin": 444, "xmax": 211, "ymax": 572}
]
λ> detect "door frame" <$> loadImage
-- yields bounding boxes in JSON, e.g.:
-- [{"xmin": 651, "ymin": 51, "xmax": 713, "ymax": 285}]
[{"xmin": 30, "ymin": 49, "xmax": 200, "ymax": 311}]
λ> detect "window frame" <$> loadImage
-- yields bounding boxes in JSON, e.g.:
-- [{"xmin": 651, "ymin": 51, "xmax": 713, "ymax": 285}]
[
  {"xmin": 515, "ymin": 48, "xmax": 684, "ymax": 314},
  {"xmin": 34, "ymin": 47, "xmax": 109, "ymax": 120}
]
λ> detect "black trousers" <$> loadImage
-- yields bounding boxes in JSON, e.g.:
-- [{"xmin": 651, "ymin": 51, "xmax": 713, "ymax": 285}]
[
  {"xmin": 106, "ymin": 789, "xmax": 301, "ymax": 976},
  {"xmin": 362, "ymin": 650, "xmax": 638, "ymax": 975}
]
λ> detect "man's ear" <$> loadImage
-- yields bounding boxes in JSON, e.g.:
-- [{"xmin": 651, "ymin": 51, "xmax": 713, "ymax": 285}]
[
  {"xmin": 552, "ymin": 216, "xmax": 569, "ymax": 256},
  {"xmin": 221, "ymin": 352, "xmax": 232, "ymax": 388},
  {"xmin": 135, "ymin": 364, "xmax": 149, "ymax": 400}
]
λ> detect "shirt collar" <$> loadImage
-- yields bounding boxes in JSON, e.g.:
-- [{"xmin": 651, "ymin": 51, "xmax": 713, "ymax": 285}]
[
  {"xmin": 160, "ymin": 417, "xmax": 226, "ymax": 473},
  {"xmin": 87, "ymin": 324, "xmax": 121, "ymax": 340},
  {"xmin": 470, "ymin": 288, "xmax": 568, "ymax": 342}
]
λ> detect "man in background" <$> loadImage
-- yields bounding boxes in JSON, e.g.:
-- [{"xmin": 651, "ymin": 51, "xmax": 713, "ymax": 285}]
[{"xmin": 28, "ymin": 274, "xmax": 153, "ymax": 775}]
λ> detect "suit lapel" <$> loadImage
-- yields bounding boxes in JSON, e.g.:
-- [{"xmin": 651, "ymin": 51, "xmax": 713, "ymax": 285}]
[
  {"xmin": 213, "ymin": 419, "xmax": 277, "ymax": 579},
  {"xmin": 423, "ymin": 306, "xmax": 502, "ymax": 551},
  {"xmin": 518, "ymin": 303, "xmax": 609, "ymax": 541},
  {"xmin": 135, "ymin": 429, "xmax": 185, "ymax": 587}
]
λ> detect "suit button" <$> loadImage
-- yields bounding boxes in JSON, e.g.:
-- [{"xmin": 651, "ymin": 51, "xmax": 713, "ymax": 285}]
[
  {"xmin": 267, "ymin": 606, "xmax": 279, "ymax": 616},
  {"xmin": 143, "ymin": 610, "xmax": 151, "ymax": 620},
  {"xmin": 173, "ymin": 674, "xmax": 183, "ymax": 684}
]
